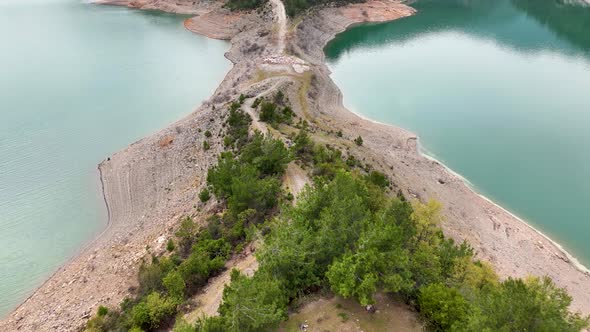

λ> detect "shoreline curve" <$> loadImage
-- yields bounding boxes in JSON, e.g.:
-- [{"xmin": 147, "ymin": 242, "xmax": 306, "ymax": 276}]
[{"xmin": 2, "ymin": 1, "xmax": 589, "ymax": 330}]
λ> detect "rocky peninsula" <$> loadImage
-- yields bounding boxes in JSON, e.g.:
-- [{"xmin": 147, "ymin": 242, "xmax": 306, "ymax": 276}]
[{"xmin": 1, "ymin": 0, "xmax": 589, "ymax": 330}]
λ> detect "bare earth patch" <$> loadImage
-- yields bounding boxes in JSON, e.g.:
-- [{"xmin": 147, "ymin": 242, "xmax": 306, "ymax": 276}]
[
  {"xmin": 184, "ymin": 248, "xmax": 259, "ymax": 322},
  {"xmin": 184, "ymin": 11, "xmax": 243, "ymax": 40},
  {"xmin": 279, "ymin": 293, "xmax": 423, "ymax": 332},
  {"xmin": 283, "ymin": 162, "xmax": 310, "ymax": 202},
  {"xmin": 338, "ymin": 0, "xmax": 418, "ymax": 23}
]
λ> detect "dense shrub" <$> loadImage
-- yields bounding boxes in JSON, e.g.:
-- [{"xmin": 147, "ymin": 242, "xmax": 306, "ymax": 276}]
[
  {"xmin": 97, "ymin": 306, "xmax": 109, "ymax": 317},
  {"xmin": 225, "ymin": 107, "xmax": 251, "ymax": 148},
  {"xmin": 259, "ymin": 100, "xmax": 294, "ymax": 125},
  {"xmin": 130, "ymin": 292, "xmax": 177, "ymax": 330},
  {"xmin": 90, "ymin": 94, "xmax": 587, "ymax": 332},
  {"xmin": 365, "ymin": 170, "xmax": 390, "ymax": 188},
  {"xmin": 464, "ymin": 277, "xmax": 589, "ymax": 331},
  {"xmin": 418, "ymin": 283, "xmax": 470, "ymax": 330},
  {"xmin": 216, "ymin": 270, "xmax": 288, "ymax": 331},
  {"xmin": 166, "ymin": 239, "xmax": 175, "ymax": 252},
  {"xmin": 137, "ymin": 257, "xmax": 175, "ymax": 296},
  {"xmin": 239, "ymin": 132, "xmax": 291, "ymax": 176},
  {"xmin": 291, "ymin": 128, "xmax": 314, "ymax": 162},
  {"xmin": 354, "ymin": 135, "xmax": 363, "ymax": 146},
  {"xmin": 204, "ymin": 167, "xmax": 588, "ymax": 331},
  {"xmin": 199, "ymin": 188, "xmax": 211, "ymax": 202}
]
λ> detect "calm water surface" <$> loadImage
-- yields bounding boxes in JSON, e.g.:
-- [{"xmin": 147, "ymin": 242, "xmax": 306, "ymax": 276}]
[
  {"xmin": 326, "ymin": 0, "xmax": 590, "ymax": 264},
  {"xmin": 0, "ymin": 0, "xmax": 229, "ymax": 316}
]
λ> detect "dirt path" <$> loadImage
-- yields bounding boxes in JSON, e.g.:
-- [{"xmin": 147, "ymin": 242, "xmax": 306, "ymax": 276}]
[
  {"xmin": 283, "ymin": 162, "xmax": 310, "ymax": 203},
  {"xmin": 270, "ymin": 0, "xmax": 287, "ymax": 54},
  {"xmin": 243, "ymin": 97, "xmax": 268, "ymax": 134},
  {"xmin": 184, "ymin": 251, "xmax": 258, "ymax": 322}
]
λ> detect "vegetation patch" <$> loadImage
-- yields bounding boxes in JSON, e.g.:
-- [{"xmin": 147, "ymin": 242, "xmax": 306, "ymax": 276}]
[
  {"xmin": 85, "ymin": 97, "xmax": 291, "ymax": 332},
  {"xmin": 86, "ymin": 95, "xmax": 588, "ymax": 332},
  {"xmin": 225, "ymin": 0, "xmax": 267, "ymax": 11}
]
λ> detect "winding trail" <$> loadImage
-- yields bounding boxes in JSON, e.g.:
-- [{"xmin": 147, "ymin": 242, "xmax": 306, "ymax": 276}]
[
  {"xmin": 184, "ymin": 251, "xmax": 258, "ymax": 322},
  {"xmin": 243, "ymin": 98, "xmax": 268, "ymax": 134}
]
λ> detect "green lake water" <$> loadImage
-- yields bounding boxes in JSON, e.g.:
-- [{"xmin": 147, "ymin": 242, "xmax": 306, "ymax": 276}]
[
  {"xmin": 0, "ymin": 0, "xmax": 229, "ymax": 316},
  {"xmin": 325, "ymin": 0, "xmax": 590, "ymax": 265}
]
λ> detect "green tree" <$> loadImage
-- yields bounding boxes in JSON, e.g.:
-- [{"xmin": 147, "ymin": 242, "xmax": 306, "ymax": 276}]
[
  {"xmin": 354, "ymin": 135, "xmax": 363, "ymax": 146},
  {"xmin": 273, "ymin": 91, "xmax": 285, "ymax": 105},
  {"xmin": 465, "ymin": 277, "xmax": 589, "ymax": 332},
  {"xmin": 166, "ymin": 239, "xmax": 175, "ymax": 252},
  {"xmin": 199, "ymin": 188, "xmax": 211, "ymax": 202},
  {"xmin": 218, "ymin": 270, "xmax": 288, "ymax": 332},
  {"xmin": 291, "ymin": 128, "xmax": 314, "ymax": 162},
  {"xmin": 97, "ymin": 305, "xmax": 108, "ymax": 317},
  {"xmin": 256, "ymin": 216, "xmax": 319, "ymax": 298},
  {"xmin": 163, "ymin": 270, "xmax": 186, "ymax": 300},
  {"xmin": 418, "ymin": 283, "xmax": 470, "ymax": 331},
  {"xmin": 137, "ymin": 257, "xmax": 174, "ymax": 296},
  {"xmin": 225, "ymin": 107, "xmax": 251, "ymax": 148},
  {"xmin": 207, "ymin": 152, "xmax": 239, "ymax": 199},
  {"xmin": 227, "ymin": 165, "xmax": 280, "ymax": 217},
  {"xmin": 411, "ymin": 200, "xmax": 444, "ymax": 248},
  {"xmin": 175, "ymin": 217, "xmax": 197, "ymax": 257},
  {"xmin": 365, "ymin": 171, "xmax": 390, "ymax": 188},
  {"xmin": 259, "ymin": 101, "xmax": 278, "ymax": 123},
  {"xmin": 327, "ymin": 202, "xmax": 413, "ymax": 305},
  {"xmin": 239, "ymin": 132, "xmax": 291, "ymax": 176},
  {"xmin": 451, "ymin": 256, "xmax": 498, "ymax": 292}
]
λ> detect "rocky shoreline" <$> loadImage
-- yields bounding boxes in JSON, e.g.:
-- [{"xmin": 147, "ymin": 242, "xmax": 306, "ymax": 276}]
[{"xmin": 1, "ymin": 0, "xmax": 589, "ymax": 330}]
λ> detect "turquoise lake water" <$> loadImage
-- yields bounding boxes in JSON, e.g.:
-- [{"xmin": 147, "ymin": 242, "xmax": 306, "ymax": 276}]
[
  {"xmin": 325, "ymin": 0, "xmax": 590, "ymax": 265},
  {"xmin": 0, "ymin": 0, "xmax": 229, "ymax": 316}
]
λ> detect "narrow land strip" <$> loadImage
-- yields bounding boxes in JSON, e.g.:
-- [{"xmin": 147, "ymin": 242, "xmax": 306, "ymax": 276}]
[{"xmin": 1, "ymin": 1, "xmax": 589, "ymax": 331}]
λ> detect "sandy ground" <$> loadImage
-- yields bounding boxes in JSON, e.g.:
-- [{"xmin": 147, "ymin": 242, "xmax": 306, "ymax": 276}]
[
  {"xmin": 2, "ymin": 0, "xmax": 590, "ymax": 330},
  {"xmin": 279, "ymin": 293, "xmax": 423, "ymax": 332}
]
